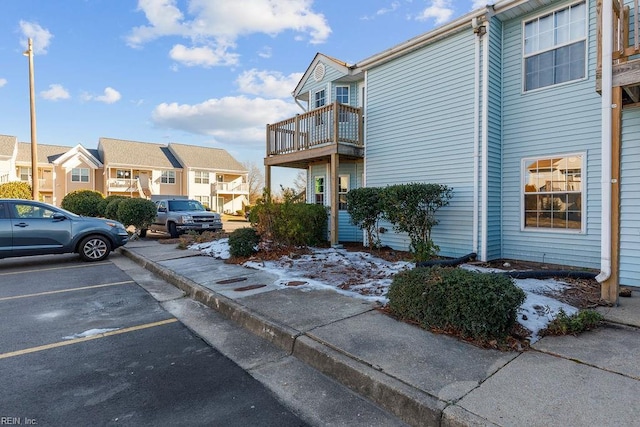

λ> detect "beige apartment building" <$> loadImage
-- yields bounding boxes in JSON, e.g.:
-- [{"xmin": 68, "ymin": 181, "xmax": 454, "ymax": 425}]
[{"xmin": 0, "ymin": 135, "xmax": 249, "ymax": 214}]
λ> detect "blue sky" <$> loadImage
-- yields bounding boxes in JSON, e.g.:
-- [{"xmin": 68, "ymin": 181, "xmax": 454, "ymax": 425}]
[{"xmin": 0, "ymin": 0, "xmax": 483, "ymax": 189}]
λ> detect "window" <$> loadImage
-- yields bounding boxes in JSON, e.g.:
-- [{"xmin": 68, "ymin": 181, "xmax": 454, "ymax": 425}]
[
  {"xmin": 195, "ymin": 195, "xmax": 210, "ymax": 208},
  {"xmin": 523, "ymin": 154, "xmax": 583, "ymax": 231},
  {"xmin": 523, "ymin": 1, "xmax": 586, "ymax": 91},
  {"xmin": 13, "ymin": 203, "xmax": 56, "ymax": 219},
  {"xmin": 338, "ymin": 175, "xmax": 349, "ymax": 210},
  {"xmin": 71, "ymin": 168, "xmax": 90, "ymax": 182},
  {"xmin": 336, "ymin": 86, "xmax": 350, "ymax": 123},
  {"xmin": 19, "ymin": 167, "xmax": 32, "ymax": 182},
  {"xmin": 314, "ymin": 176, "xmax": 325, "ymax": 205},
  {"xmin": 194, "ymin": 170, "xmax": 209, "ymax": 184},
  {"xmin": 161, "ymin": 170, "xmax": 176, "ymax": 184},
  {"xmin": 314, "ymin": 89, "xmax": 326, "ymax": 126},
  {"xmin": 116, "ymin": 169, "xmax": 131, "ymax": 179}
]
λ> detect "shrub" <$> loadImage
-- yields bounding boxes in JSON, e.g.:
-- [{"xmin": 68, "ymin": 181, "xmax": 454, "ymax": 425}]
[
  {"xmin": 116, "ymin": 198, "xmax": 157, "ymax": 230},
  {"xmin": 98, "ymin": 195, "xmax": 127, "ymax": 218},
  {"xmin": 540, "ymin": 309, "xmax": 603, "ymax": 336},
  {"xmin": 346, "ymin": 187, "xmax": 384, "ymax": 249},
  {"xmin": 381, "ymin": 183, "xmax": 453, "ymax": 262},
  {"xmin": 388, "ymin": 266, "xmax": 526, "ymax": 342},
  {"xmin": 61, "ymin": 190, "xmax": 104, "ymax": 216},
  {"xmin": 228, "ymin": 227, "xmax": 260, "ymax": 257},
  {"xmin": 104, "ymin": 197, "xmax": 127, "ymax": 220},
  {"xmin": 0, "ymin": 181, "xmax": 32, "ymax": 199}
]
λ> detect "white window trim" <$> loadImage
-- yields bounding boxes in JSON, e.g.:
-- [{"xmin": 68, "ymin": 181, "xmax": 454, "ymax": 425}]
[
  {"xmin": 161, "ymin": 170, "xmax": 176, "ymax": 184},
  {"xmin": 521, "ymin": 0, "xmax": 589, "ymax": 94},
  {"xmin": 336, "ymin": 85, "xmax": 350, "ymax": 105},
  {"xmin": 194, "ymin": 170, "xmax": 209, "ymax": 184},
  {"xmin": 314, "ymin": 175, "xmax": 326, "ymax": 206},
  {"xmin": 338, "ymin": 174, "xmax": 350, "ymax": 210},
  {"xmin": 71, "ymin": 167, "xmax": 90, "ymax": 183},
  {"xmin": 520, "ymin": 152, "xmax": 586, "ymax": 234}
]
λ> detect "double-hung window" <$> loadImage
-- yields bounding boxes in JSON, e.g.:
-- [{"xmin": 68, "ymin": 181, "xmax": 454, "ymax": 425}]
[
  {"xmin": 338, "ymin": 175, "xmax": 349, "ymax": 210},
  {"xmin": 314, "ymin": 177, "xmax": 325, "ymax": 205},
  {"xmin": 71, "ymin": 168, "xmax": 89, "ymax": 182},
  {"xmin": 336, "ymin": 86, "xmax": 350, "ymax": 122},
  {"xmin": 314, "ymin": 89, "xmax": 326, "ymax": 126},
  {"xmin": 19, "ymin": 167, "xmax": 32, "ymax": 182},
  {"xmin": 194, "ymin": 170, "xmax": 209, "ymax": 184},
  {"xmin": 523, "ymin": 154, "xmax": 584, "ymax": 231},
  {"xmin": 523, "ymin": 1, "xmax": 586, "ymax": 91},
  {"xmin": 161, "ymin": 170, "xmax": 176, "ymax": 184}
]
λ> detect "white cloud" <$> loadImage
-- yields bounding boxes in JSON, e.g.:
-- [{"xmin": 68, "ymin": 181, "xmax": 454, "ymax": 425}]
[
  {"xmin": 169, "ymin": 44, "xmax": 239, "ymax": 67},
  {"xmin": 82, "ymin": 87, "xmax": 122, "ymax": 104},
  {"xmin": 0, "ymin": 78, "xmax": 6, "ymax": 88},
  {"xmin": 127, "ymin": 0, "xmax": 331, "ymax": 67},
  {"xmin": 40, "ymin": 84, "xmax": 70, "ymax": 101},
  {"xmin": 415, "ymin": 0, "xmax": 454, "ymax": 24},
  {"xmin": 361, "ymin": 1, "xmax": 401, "ymax": 20},
  {"xmin": 472, "ymin": 0, "xmax": 491, "ymax": 9},
  {"xmin": 151, "ymin": 96, "xmax": 300, "ymax": 145},
  {"xmin": 235, "ymin": 69, "xmax": 303, "ymax": 98},
  {"xmin": 257, "ymin": 46, "xmax": 272, "ymax": 59},
  {"xmin": 19, "ymin": 21, "xmax": 53, "ymax": 54}
]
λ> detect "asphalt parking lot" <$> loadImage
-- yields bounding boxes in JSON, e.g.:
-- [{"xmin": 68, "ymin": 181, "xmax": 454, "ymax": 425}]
[{"xmin": 0, "ymin": 254, "xmax": 305, "ymax": 426}]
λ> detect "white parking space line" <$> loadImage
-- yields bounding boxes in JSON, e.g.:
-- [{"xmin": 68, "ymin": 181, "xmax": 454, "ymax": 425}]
[
  {"xmin": 0, "ymin": 318, "xmax": 178, "ymax": 360},
  {"xmin": 0, "ymin": 281, "xmax": 135, "ymax": 302},
  {"xmin": 0, "ymin": 261, "xmax": 111, "ymax": 276}
]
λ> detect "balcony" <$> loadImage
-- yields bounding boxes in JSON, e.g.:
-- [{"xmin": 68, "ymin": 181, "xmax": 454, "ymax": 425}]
[
  {"xmin": 212, "ymin": 182, "xmax": 249, "ymax": 194},
  {"xmin": 107, "ymin": 178, "xmax": 137, "ymax": 192},
  {"xmin": 596, "ymin": 0, "xmax": 640, "ymax": 102},
  {"xmin": 265, "ymin": 101, "xmax": 364, "ymax": 169}
]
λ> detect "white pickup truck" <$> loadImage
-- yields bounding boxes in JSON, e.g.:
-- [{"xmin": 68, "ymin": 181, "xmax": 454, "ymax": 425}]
[{"xmin": 142, "ymin": 199, "xmax": 222, "ymax": 238}]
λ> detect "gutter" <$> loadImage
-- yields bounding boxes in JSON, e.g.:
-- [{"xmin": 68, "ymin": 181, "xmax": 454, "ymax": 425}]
[
  {"xmin": 596, "ymin": 0, "xmax": 613, "ymax": 284},
  {"xmin": 481, "ymin": 20, "xmax": 490, "ymax": 262},
  {"xmin": 473, "ymin": 19, "xmax": 481, "ymax": 255}
]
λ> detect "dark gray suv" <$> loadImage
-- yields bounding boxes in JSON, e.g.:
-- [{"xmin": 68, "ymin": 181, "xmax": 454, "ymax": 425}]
[{"xmin": 0, "ymin": 199, "xmax": 129, "ymax": 262}]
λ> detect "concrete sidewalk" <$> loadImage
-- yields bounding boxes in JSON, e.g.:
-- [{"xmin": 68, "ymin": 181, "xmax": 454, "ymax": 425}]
[{"xmin": 119, "ymin": 239, "xmax": 640, "ymax": 427}]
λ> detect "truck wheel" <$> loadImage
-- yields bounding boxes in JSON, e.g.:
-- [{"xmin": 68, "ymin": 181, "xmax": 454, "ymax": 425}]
[
  {"xmin": 79, "ymin": 235, "xmax": 111, "ymax": 262},
  {"xmin": 168, "ymin": 222, "xmax": 179, "ymax": 238}
]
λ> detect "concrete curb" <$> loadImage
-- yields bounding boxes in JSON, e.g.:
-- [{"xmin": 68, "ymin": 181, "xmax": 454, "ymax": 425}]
[{"xmin": 119, "ymin": 247, "xmax": 459, "ymax": 426}]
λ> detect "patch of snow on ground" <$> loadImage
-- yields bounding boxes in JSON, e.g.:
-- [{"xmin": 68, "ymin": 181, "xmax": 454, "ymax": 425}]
[
  {"xmin": 63, "ymin": 328, "xmax": 120, "ymax": 340},
  {"xmin": 193, "ymin": 240, "xmax": 579, "ymax": 342}
]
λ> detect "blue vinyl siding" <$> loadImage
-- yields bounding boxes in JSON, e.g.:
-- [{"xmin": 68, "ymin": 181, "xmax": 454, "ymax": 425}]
[
  {"xmin": 365, "ymin": 29, "xmax": 477, "ymax": 258},
  {"xmin": 299, "ymin": 62, "xmax": 346, "ymax": 105},
  {"xmin": 620, "ymin": 107, "xmax": 640, "ymax": 286},
  {"xmin": 486, "ymin": 17, "xmax": 503, "ymax": 260},
  {"xmin": 500, "ymin": 0, "xmax": 601, "ymax": 269}
]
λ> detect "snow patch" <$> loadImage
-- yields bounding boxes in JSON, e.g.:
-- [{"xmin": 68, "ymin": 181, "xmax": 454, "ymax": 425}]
[{"xmin": 63, "ymin": 328, "xmax": 120, "ymax": 340}]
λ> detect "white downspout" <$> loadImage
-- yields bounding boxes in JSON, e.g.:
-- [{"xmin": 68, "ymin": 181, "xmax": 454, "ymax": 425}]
[
  {"xmin": 597, "ymin": 0, "xmax": 613, "ymax": 283},
  {"xmin": 481, "ymin": 22, "xmax": 490, "ymax": 262},
  {"xmin": 472, "ymin": 19, "xmax": 481, "ymax": 255}
]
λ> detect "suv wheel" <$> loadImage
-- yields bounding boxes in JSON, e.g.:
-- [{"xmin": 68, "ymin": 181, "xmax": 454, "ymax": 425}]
[
  {"xmin": 79, "ymin": 235, "xmax": 111, "ymax": 262},
  {"xmin": 168, "ymin": 222, "xmax": 179, "ymax": 238}
]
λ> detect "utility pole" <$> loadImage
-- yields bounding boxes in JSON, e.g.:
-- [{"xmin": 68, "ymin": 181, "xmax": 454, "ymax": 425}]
[{"xmin": 24, "ymin": 38, "xmax": 39, "ymax": 200}]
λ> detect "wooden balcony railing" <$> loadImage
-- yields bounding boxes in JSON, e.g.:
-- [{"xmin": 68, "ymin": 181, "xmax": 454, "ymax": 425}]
[
  {"xmin": 597, "ymin": 0, "xmax": 640, "ymax": 95},
  {"xmin": 267, "ymin": 101, "xmax": 363, "ymax": 157}
]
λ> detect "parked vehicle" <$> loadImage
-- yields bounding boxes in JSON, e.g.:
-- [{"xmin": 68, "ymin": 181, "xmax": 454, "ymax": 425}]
[
  {"xmin": 142, "ymin": 199, "xmax": 222, "ymax": 238},
  {"xmin": 0, "ymin": 199, "xmax": 129, "ymax": 262}
]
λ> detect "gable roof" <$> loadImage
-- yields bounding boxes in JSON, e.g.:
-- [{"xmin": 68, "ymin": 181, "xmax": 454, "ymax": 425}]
[
  {"xmin": 98, "ymin": 137, "xmax": 182, "ymax": 169},
  {"xmin": 168, "ymin": 143, "xmax": 246, "ymax": 173},
  {"xmin": 0, "ymin": 134, "xmax": 17, "ymax": 158},
  {"xmin": 293, "ymin": 52, "xmax": 352, "ymax": 99},
  {"xmin": 52, "ymin": 144, "xmax": 103, "ymax": 168},
  {"xmin": 16, "ymin": 142, "xmax": 72, "ymax": 164}
]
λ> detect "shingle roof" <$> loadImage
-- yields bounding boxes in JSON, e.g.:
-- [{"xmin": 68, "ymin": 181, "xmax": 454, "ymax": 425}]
[
  {"xmin": 0, "ymin": 134, "xmax": 17, "ymax": 157},
  {"xmin": 168, "ymin": 143, "xmax": 246, "ymax": 172},
  {"xmin": 99, "ymin": 137, "xmax": 182, "ymax": 169},
  {"xmin": 16, "ymin": 142, "xmax": 71, "ymax": 164}
]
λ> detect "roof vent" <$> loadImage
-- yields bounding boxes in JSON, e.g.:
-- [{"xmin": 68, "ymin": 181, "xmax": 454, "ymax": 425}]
[{"xmin": 313, "ymin": 63, "xmax": 325, "ymax": 82}]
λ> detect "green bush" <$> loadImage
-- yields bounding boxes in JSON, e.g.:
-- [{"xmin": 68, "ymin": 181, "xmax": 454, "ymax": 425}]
[
  {"xmin": 98, "ymin": 195, "xmax": 127, "ymax": 217},
  {"xmin": 252, "ymin": 193, "xmax": 327, "ymax": 247},
  {"xmin": 104, "ymin": 197, "xmax": 127, "ymax": 220},
  {"xmin": 346, "ymin": 187, "xmax": 384, "ymax": 249},
  {"xmin": 61, "ymin": 190, "xmax": 104, "ymax": 216},
  {"xmin": 540, "ymin": 309, "xmax": 603, "ymax": 336},
  {"xmin": 0, "ymin": 181, "xmax": 32, "ymax": 199},
  {"xmin": 116, "ymin": 198, "xmax": 157, "ymax": 229},
  {"xmin": 388, "ymin": 266, "xmax": 526, "ymax": 342},
  {"xmin": 228, "ymin": 227, "xmax": 260, "ymax": 257}
]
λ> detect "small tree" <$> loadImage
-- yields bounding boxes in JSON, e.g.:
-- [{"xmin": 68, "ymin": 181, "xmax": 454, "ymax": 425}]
[
  {"xmin": 0, "ymin": 181, "xmax": 32, "ymax": 199},
  {"xmin": 98, "ymin": 195, "xmax": 127, "ymax": 217},
  {"xmin": 116, "ymin": 198, "xmax": 157, "ymax": 231},
  {"xmin": 61, "ymin": 190, "xmax": 104, "ymax": 217},
  {"xmin": 381, "ymin": 183, "xmax": 453, "ymax": 262},
  {"xmin": 346, "ymin": 187, "xmax": 384, "ymax": 249}
]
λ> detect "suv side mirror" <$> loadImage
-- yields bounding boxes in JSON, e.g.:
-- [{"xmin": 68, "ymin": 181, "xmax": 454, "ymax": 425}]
[
  {"xmin": 158, "ymin": 207, "xmax": 167, "ymax": 213},
  {"xmin": 52, "ymin": 213, "xmax": 67, "ymax": 221}
]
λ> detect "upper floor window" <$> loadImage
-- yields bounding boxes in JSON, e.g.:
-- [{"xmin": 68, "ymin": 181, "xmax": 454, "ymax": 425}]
[
  {"xmin": 523, "ymin": 154, "xmax": 584, "ymax": 231},
  {"xmin": 314, "ymin": 89, "xmax": 326, "ymax": 108},
  {"xmin": 161, "ymin": 170, "xmax": 176, "ymax": 184},
  {"xmin": 116, "ymin": 169, "xmax": 131, "ymax": 179},
  {"xmin": 336, "ymin": 86, "xmax": 349, "ymax": 104},
  {"xmin": 19, "ymin": 167, "xmax": 32, "ymax": 182},
  {"xmin": 71, "ymin": 168, "xmax": 89, "ymax": 183},
  {"xmin": 194, "ymin": 170, "xmax": 209, "ymax": 184},
  {"xmin": 523, "ymin": 1, "xmax": 586, "ymax": 91}
]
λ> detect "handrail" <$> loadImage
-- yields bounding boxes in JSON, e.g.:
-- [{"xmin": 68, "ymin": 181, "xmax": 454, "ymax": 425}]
[{"xmin": 266, "ymin": 101, "xmax": 363, "ymax": 156}]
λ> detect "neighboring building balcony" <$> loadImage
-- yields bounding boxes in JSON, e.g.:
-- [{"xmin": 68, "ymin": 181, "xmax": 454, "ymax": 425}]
[
  {"xmin": 38, "ymin": 178, "xmax": 53, "ymax": 191},
  {"xmin": 107, "ymin": 178, "xmax": 137, "ymax": 192},
  {"xmin": 596, "ymin": 0, "xmax": 640, "ymax": 103},
  {"xmin": 265, "ymin": 101, "xmax": 364, "ymax": 169},
  {"xmin": 0, "ymin": 171, "xmax": 11, "ymax": 183},
  {"xmin": 212, "ymin": 182, "xmax": 249, "ymax": 194}
]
